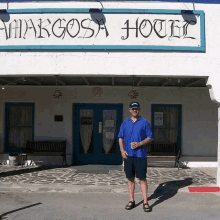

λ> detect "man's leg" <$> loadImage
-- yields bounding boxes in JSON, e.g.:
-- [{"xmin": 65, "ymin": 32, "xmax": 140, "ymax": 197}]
[
  {"xmin": 124, "ymin": 157, "xmax": 135, "ymax": 202},
  {"xmin": 135, "ymin": 157, "xmax": 148, "ymax": 203},
  {"xmin": 124, "ymin": 157, "xmax": 136, "ymax": 210},
  {"xmin": 140, "ymin": 178, "xmax": 151, "ymax": 212},
  {"xmin": 140, "ymin": 178, "xmax": 148, "ymax": 203},
  {"xmin": 135, "ymin": 157, "xmax": 151, "ymax": 211},
  {"xmin": 128, "ymin": 177, "xmax": 135, "ymax": 201}
]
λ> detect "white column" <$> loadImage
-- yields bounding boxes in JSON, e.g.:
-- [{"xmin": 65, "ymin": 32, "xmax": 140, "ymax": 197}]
[
  {"xmin": 217, "ymin": 103, "xmax": 220, "ymax": 187},
  {"xmin": 206, "ymin": 78, "xmax": 220, "ymax": 187}
]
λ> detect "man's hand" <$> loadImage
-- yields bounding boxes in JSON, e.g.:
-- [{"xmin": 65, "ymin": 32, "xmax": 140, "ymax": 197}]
[
  {"xmin": 121, "ymin": 150, "xmax": 128, "ymax": 159},
  {"xmin": 131, "ymin": 142, "xmax": 142, "ymax": 149}
]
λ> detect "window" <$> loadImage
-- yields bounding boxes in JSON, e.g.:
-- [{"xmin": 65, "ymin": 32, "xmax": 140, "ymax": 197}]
[
  {"xmin": 5, "ymin": 103, "xmax": 34, "ymax": 153},
  {"xmin": 151, "ymin": 104, "xmax": 181, "ymax": 155}
]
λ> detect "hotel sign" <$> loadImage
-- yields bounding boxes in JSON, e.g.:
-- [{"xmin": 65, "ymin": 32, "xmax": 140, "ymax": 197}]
[{"xmin": 0, "ymin": 9, "xmax": 205, "ymax": 51}]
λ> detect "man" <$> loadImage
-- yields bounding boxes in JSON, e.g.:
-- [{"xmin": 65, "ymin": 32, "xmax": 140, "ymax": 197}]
[{"xmin": 118, "ymin": 101, "xmax": 153, "ymax": 212}]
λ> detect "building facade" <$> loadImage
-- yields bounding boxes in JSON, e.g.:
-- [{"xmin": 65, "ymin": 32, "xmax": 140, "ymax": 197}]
[{"xmin": 0, "ymin": 0, "xmax": 220, "ymax": 185}]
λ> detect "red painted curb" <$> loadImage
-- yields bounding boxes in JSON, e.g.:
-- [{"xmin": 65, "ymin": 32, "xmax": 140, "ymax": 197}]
[{"xmin": 188, "ymin": 186, "xmax": 220, "ymax": 193}]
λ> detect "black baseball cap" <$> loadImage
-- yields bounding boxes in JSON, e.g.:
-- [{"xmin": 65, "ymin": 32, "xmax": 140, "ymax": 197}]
[{"xmin": 129, "ymin": 101, "xmax": 140, "ymax": 109}]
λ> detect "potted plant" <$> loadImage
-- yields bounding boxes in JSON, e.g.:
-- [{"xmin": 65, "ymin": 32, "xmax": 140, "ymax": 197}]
[{"xmin": 8, "ymin": 146, "xmax": 19, "ymax": 166}]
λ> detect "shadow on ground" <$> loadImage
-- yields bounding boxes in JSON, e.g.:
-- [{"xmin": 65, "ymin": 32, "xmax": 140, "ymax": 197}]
[
  {"xmin": 146, "ymin": 178, "xmax": 193, "ymax": 210},
  {"xmin": 0, "ymin": 165, "xmax": 69, "ymax": 178},
  {"xmin": 0, "ymin": 164, "xmax": 123, "ymax": 177},
  {"xmin": 0, "ymin": 203, "xmax": 42, "ymax": 219}
]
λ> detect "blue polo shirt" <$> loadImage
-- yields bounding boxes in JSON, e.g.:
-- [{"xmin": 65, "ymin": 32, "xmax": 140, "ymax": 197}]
[{"xmin": 118, "ymin": 117, "xmax": 153, "ymax": 158}]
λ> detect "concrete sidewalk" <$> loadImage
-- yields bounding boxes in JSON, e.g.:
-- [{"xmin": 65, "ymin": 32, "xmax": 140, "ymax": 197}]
[{"xmin": 0, "ymin": 165, "xmax": 217, "ymax": 193}]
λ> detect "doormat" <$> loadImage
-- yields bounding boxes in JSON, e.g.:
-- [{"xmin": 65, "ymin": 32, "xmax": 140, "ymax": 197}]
[
  {"xmin": 188, "ymin": 186, "xmax": 220, "ymax": 193},
  {"xmin": 75, "ymin": 170, "xmax": 109, "ymax": 174}
]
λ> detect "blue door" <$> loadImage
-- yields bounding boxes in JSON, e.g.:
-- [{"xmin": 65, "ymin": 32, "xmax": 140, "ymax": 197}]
[{"xmin": 73, "ymin": 103, "xmax": 123, "ymax": 165}]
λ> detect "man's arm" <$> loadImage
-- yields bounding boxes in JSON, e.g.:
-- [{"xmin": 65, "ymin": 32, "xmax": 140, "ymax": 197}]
[
  {"xmin": 119, "ymin": 138, "xmax": 127, "ymax": 159},
  {"xmin": 140, "ymin": 137, "xmax": 152, "ymax": 146},
  {"xmin": 132, "ymin": 138, "xmax": 152, "ymax": 149}
]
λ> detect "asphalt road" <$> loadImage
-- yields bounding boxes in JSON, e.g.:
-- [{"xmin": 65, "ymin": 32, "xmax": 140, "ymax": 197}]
[{"xmin": 0, "ymin": 191, "xmax": 220, "ymax": 220}]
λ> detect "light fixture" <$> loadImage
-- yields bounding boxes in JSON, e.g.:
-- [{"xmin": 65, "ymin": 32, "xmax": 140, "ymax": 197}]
[
  {"xmin": 93, "ymin": 87, "xmax": 103, "ymax": 97},
  {"xmin": 89, "ymin": 0, "xmax": 103, "ymax": 13},
  {"xmin": 0, "ymin": 9, "xmax": 10, "ymax": 22},
  {"xmin": 52, "ymin": 76, "xmax": 62, "ymax": 98},
  {"xmin": 2, "ymin": 86, "xmax": 4, "ymax": 90},
  {"xmin": 128, "ymin": 76, "xmax": 139, "ymax": 99},
  {"xmin": 89, "ymin": 8, "xmax": 102, "ymax": 13},
  {"xmin": 89, "ymin": 1, "xmax": 106, "ymax": 26},
  {"xmin": 181, "ymin": 8, "xmax": 197, "ymax": 24}
]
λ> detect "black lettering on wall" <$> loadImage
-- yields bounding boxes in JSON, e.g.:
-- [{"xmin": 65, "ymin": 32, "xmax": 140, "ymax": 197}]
[
  {"xmin": 80, "ymin": 18, "xmax": 95, "ymax": 38},
  {"xmin": 38, "ymin": 19, "xmax": 51, "ymax": 38},
  {"xmin": 52, "ymin": 19, "xmax": 66, "ymax": 39},
  {"xmin": 154, "ymin": 19, "xmax": 167, "ymax": 38},
  {"xmin": 9, "ymin": 19, "xmax": 22, "ymax": 39},
  {"xmin": 66, "ymin": 19, "xmax": 80, "ymax": 38},
  {"xmin": 169, "ymin": 20, "xmax": 181, "ymax": 39},
  {"xmin": 121, "ymin": 19, "xmax": 139, "ymax": 40},
  {"xmin": 95, "ymin": 19, "xmax": 109, "ymax": 38},
  {"xmin": 0, "ymin": 20, "xmax": 9, "ymax": 40},
  {"xmin": 17, "ymin": 19, "xmax": 22, "ymax": 39},
  {"xmin": 183, "ymin": 20, "xmax": 196, "ymax": 39},
  {"xmin": 139, "ymin": 19, "xmax": 153, "ymax": 38},
  {"xmin": 23, "ymin": 19, "xmax": 37, "ymax": 39},
  {"xmin": 0, "ymin": 15, "xmax": 199, "ymax": 42}
]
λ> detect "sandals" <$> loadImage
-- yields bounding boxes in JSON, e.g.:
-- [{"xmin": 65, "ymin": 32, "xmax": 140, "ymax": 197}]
[
  {"xmin": 143, "ymin": 202, "xmax": 152, "ymax": 212},
  {"xmin": 125, "ymin": 201, "xmax": 151, "ymax": 212},
  {"xmin": 125, "ymin": 201, "xmax": 135, "ymax": 210}
]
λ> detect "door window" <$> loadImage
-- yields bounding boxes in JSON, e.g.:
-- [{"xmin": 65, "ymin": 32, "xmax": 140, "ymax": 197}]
[
  {"xmin": 102, "ymin": 110, "xmax": 117, "ymax": 154},
  {"xmin": 79, "ymin": 109, "xmax": 93, "ymax": 154}
]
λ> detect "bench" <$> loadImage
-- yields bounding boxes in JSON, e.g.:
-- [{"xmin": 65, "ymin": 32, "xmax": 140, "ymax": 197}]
[
  {"xmin": 147, "ymin": 142, "xmax": 181, "ymax": 170},
  {"xmin": 21, "ymin": 140, "xmax": 67, "ymax": 167}
]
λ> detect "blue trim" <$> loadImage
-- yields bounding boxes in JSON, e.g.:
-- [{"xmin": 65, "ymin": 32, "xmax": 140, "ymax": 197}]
[
  {"xmin": 200, "ymin": 11, "xmax": 206, "ymax": 49},
  {"xmin": 5, "ymin": 8, "xmax": 204, "ymax": 14},
  {"xmin": 151, "ymin": 104, "xmax": 182, "ymax": 155},
  {"xmin": 4, "ymin": 102, "xmax": 35, "ymax": 153},
  {"xmin": 0, "ymin": 8, "xmax": 205, "ymax": 52},
  {"xmin": 0, "ymin": 45, "xmax": 205, "ymax": 52},
  {"xmin": 2, "ymin": 0, "xmax": 220, "ymax": 3}
]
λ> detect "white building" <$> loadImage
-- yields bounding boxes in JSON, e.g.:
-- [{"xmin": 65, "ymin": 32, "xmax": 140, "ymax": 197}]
[{"xmin": 0, "ymin": 1, "xmax": 219, "ymax": 185}]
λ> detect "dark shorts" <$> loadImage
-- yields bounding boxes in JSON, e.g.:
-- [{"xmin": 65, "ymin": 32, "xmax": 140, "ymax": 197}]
[{"xmin": 124, "ymin": 156, "xmax": 147, "ymax": 179}]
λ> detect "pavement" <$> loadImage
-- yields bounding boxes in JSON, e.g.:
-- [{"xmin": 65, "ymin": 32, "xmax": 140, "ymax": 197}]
[
  {"xmin": 0, "ymin": 164, "xmax": 217, "ymax": 194},
  {"xmin": 1, "ymin": 191, "xmax": 220, "ymax": 220}
]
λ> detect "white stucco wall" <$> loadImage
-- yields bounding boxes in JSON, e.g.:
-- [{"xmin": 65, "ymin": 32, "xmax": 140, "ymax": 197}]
[
  {"xmin": 0, "ymin": 1, "xmax": 219, "ymax": 167},
  {"xmin": 0, "ymin": 1, "xmax": 220, "ymax": 101},
  {"xmin": 182, "ymin": 88, "xmax": 218, "ymax": 157},
  {"xmin": 0, "ymin": 86, "xmax": 217, "ymax": 166}
]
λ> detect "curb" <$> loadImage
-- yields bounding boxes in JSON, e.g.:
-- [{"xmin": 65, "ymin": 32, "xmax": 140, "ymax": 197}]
[{"xmin": 0, "ymin": 183, "xmax": 193, "ymax": 194}]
